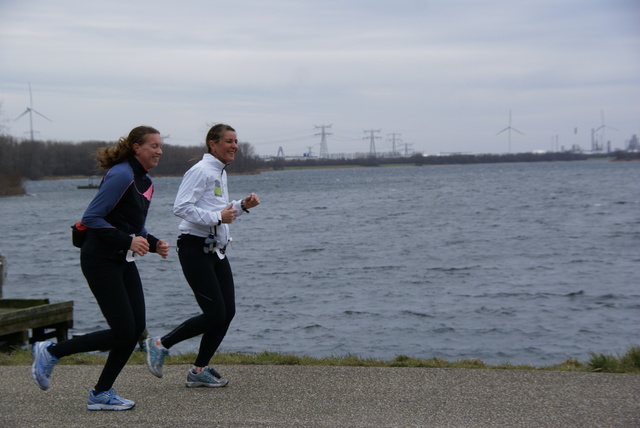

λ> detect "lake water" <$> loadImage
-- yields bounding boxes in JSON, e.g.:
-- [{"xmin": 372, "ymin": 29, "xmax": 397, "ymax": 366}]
[{"xmin": 1, "ymin": 160, "xmax": 638, "ymax": 366}]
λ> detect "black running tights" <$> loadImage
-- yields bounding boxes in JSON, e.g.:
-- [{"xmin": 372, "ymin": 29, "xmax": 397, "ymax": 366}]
[
  {"xmin": 160, "ymin": 238, "xmax": 236, "ymax": 368},
  {"xmin": 49, "ymin": 253, "xmax": 145, "ymax": 392}
]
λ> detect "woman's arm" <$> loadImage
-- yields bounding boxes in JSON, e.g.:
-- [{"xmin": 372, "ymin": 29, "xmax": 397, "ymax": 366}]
[{"xmin": 173, "ymin": 167, "xmax": 222, "ymax": 226}]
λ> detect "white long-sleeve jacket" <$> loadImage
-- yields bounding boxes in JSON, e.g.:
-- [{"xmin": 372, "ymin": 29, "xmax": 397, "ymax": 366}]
[{"xmin": 173, "ymin": 153, "xmax": 244, "ymax": 247}]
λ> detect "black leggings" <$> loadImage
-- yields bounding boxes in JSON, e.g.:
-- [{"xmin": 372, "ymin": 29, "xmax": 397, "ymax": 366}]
[
  {"xmin": 48, "ymin": 253, "xmax": 145, "ymax": 392},
  {"xmin": 161, "ymin": 235, "xmax": 236, "ymax": 367}
]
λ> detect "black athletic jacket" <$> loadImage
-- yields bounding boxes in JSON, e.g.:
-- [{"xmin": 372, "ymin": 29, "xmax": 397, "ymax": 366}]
[{"xmin": 81, "ymin": 157, "xmax": 159, "ymax": 261}]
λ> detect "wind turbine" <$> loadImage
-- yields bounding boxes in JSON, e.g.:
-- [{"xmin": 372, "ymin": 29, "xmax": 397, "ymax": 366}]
[
  {"xmin": 14, "ymin": 83, "xmax": 51, "ymax": 140},
  {"xmin": 496, "ymin": 110, "xmax": 524, "ymax": 153},
  {"xmin": 593, "ymin": 110, "xmax": 617, "ymax": 152}
]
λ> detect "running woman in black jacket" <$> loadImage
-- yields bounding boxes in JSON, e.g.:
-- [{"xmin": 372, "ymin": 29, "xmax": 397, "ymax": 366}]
[{"xmin": 31, "ymin": 125, "xmax": 170, "ymax": 411}]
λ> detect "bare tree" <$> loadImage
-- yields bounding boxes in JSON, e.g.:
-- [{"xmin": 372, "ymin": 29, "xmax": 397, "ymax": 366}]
[{"xmin": 0, "ymin": 101, "xmax": 10, "ymax": 135}]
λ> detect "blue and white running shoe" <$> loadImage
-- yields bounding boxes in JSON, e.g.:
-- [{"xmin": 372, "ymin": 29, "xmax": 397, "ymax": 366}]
[
  {"xmin": 185, "ymin": 366, "xmax": 229, "ymax": 388},
  {"xmin": 145, "ymin": 337, "xmax": 169, "ymax": 378},
  {"xmin": 31, "ymin": 341, "xmax": 58, "ymax": 390},
  {"xmin": 87, "ymin": 388, "xmax": 135, "ymax": 411}
]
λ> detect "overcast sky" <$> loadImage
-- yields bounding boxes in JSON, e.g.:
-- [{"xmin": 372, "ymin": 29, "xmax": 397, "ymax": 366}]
[{"xmin": 1, "ymin": 0, "xmax": 638, "ymax": 157}]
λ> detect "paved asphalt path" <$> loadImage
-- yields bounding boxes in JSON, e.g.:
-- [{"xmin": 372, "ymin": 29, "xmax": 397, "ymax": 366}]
[{"xmin": 0, "ymin": 364, "xmax": 638, "ymax": 427}]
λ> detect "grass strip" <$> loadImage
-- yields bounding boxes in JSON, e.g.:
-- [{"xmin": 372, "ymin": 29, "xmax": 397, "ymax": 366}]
[{"xmin": 2, "ymin": 345, "xmax": 639, "ymax": 373}]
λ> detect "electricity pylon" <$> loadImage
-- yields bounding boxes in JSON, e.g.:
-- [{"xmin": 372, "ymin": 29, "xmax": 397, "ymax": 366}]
[
  {"xmin": 387, "ymin": 133, "xmax": 402, "ymax": 156},
  {"xmin": 364, "ymin": 129, "xmax": 381, "ymax": 157},
  {"xmin": 315, "ymin": 124, "xmax": 332, "ymax": 158}
]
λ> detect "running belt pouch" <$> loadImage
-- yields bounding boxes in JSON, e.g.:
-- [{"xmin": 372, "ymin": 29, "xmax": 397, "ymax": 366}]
[{"xmin": 71, "ymin": 221, "xmax": 88, "ymax": 248}]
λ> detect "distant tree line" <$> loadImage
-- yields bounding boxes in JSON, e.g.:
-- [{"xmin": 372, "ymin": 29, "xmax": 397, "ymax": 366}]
[
  {"xmin": 0, "ymin": 135, "xmax": 264, "ymax": 195},
  {"xmin": 1, "ymin": 133, "xmax": 637, "ymax": 196},
  {"xmin": 0, "ymin": 135, "xmax": 263, "ymax": 179},
  {"xmin": 263, "ymin": 150, "xmax": 626, "ymax": 170},
  {"xmin": 412, "ymin": 151, "xmax": 613, "ymax": 165}
]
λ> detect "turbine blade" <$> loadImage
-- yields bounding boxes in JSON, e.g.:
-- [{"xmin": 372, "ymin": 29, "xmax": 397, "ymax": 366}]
[
  {"xmin": 14, "ymin": 108, "xmax": 30, "ymax": 121},
  {"xmin": 31, "ymin": 109, "xmax": 52, "ymax": 122},
  {"xmin": 512, "ymin": 128, "xmax": 524, "ymax": 135},
  {"xmin": 496, "ymin": 127, "xmax": 509, "ymax": 135}
]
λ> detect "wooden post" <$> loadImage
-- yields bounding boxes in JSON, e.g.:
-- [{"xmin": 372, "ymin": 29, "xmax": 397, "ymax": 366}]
[
  {"xmin": 0, "ymin": 255, "xmax": 5, "ymax": 298},
  {"xmin": 0, "ymin": 299, "xmax": 74, "ymax": 348}
]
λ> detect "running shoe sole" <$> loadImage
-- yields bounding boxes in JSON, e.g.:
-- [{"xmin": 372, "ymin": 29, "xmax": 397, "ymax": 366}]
[
  {"xmin": 87, "ymin": 403, "xmax": 135, "ymax": 411},
  {"xmin": 185, "ymin": 380, "xmax": 229, "ymax": 388},
  {"xmin": 87, "ymin": 389, "xmax": 135, "ymax": 411}
]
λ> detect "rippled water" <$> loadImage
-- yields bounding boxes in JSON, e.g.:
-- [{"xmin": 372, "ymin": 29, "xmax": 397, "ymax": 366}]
[{"xmin": 1, "ymin": 160, "xmax": 638, "ymax": 365}]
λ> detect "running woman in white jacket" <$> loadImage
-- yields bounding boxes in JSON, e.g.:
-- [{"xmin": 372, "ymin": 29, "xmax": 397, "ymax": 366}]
[{"xmin": 145, "ymin": 123, "xmax": 259, "ymax": 387}]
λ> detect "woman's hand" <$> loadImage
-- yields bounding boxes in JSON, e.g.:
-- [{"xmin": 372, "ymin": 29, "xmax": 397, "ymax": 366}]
[
  {"xmin": 156, "ymin": 239, "xmax": 170, "ymax": 259},
  {"xmin": 221, "ymin": 203, "xmax": 238, "ymax": 223},
  {"xmin": 130, "ymin": 236, "xmax": 150, "ymax": 256},
  {"xmin": 243, "ymin": 193, "xmax": 260, "ymax": 209}
]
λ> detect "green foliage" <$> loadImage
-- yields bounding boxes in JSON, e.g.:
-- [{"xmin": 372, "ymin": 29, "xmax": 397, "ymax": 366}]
[
  {"xmin": 548, "ymin": 358, "xmax": 584, "ymax": 371},
  {"xmin": 620, "ymin": 346, "xmax": 640, "ymax": 370},
  {"xmin": 588, "ymin": 353, "xmax": 621, "ymax": 372},
  {"xmin": 2, "ymin": 345, "xmax": 640, "ymax": 372},
  {"xmin": 252, "ymin": 351, "xmax": 302, "ymax": 365},
  {"xmin": 588, "ymin": 346, "xmax": 640, "ymax": 373}
]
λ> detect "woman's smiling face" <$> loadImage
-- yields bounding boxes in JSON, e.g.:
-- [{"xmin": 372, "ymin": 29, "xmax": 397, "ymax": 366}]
[
  {"xmin": 134, "ymin": 133, "xmax": 163, "ymax": 170},
  {"xmin": 210, "ymin": 130, "xmax": 238, "ymax": 164}
]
